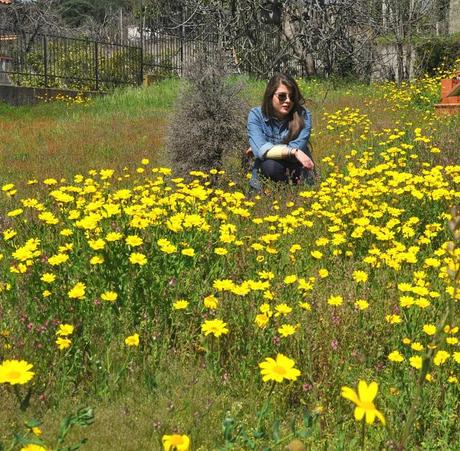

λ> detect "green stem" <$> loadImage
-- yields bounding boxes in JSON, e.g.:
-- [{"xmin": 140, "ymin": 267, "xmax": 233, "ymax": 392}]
[
  {"xmin": 361, "ymin": 420, "xmax": 366, "ymax": 451},
  {"xmin": 12, "ymin": 384, "xmax": 22, "ymax": 405},
  {"xmin": 256, "ymin": 381, "xmax": 276, "ymax": 434}
]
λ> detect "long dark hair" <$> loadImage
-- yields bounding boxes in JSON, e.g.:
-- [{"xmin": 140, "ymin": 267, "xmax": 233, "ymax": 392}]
[{"xmin": 261, "ymin": 73, "xmax": 305, "ymax": 143}]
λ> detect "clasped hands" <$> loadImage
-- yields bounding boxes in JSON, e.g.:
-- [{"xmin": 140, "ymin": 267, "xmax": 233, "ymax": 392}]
[{"xmin": 245, "ymin": 147, "xmax": 314, "ymax": 170}]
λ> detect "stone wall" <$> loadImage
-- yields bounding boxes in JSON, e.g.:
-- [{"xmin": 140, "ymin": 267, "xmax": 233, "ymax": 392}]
[
  {"xmin": 0, "ymin": 85, "xmax": 102, "ymax": 106},
  {"xmin": 371, "ymin": 43, "xmax": 416, "ymax": 82}
]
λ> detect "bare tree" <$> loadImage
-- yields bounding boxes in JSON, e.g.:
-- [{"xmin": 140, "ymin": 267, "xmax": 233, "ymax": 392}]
[
  {"xmin": 57, "ymin": 0, "xmax": 136, "ymax": 41},
  {"xmin": 1, "ymin": 0, "xmax": 448, "ymax": 82},
  {"xmin": 0, "ymin": 0, "xmax": 138, "ymax": 40},
  {"xmin": 281, "ymin": 0, "xmax": 366, "ymax": 77},
  {"xmin": 279, "ymin": 0, "xmax": 445, "ymax": 82},
  {"xmin": 223, "ymin": 0, "xmax": 290, "ymax": 77},
  {"xmin": 0, "ymin": 0, "xmax": 65, "ymax": 34},
  {"xmin": 375, "ymin": 0, "xmax": 441, "ymax": 81}
]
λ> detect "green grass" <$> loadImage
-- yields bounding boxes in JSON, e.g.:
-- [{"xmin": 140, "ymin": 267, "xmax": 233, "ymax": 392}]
[{"xmin": 86, "ymin": 78, "xmax": 181, "ymax": 118}]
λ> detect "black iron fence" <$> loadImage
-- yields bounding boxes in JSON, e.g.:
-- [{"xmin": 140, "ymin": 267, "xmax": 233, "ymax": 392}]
[
  {"xmin": 0, "ymin": 30, "xmax": 139, "ymax": 90},
  {"xmin": 0, "ymin": 28, "xmax": 220, "ymax": 91},
  {"xmin": 0, "ymin": 28, "xmax": 307, "ymax": 91},
  {"xmin": 141, "ymin": 32, "xmax": 220, "ymax": 78}
]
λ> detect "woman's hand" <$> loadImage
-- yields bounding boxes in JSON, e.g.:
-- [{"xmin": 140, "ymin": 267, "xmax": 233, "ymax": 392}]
[{"xmin": 294, "ymin": 149, "xmax": 314, "ymax": 169}]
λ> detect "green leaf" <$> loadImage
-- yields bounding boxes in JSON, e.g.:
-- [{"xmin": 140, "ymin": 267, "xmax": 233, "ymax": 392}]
[
  {"xmin": 253, "ymin": 429, "xmax": 265, "ymax": 439},
  {"xmin": 272, "ymin": 419, "xmax": 280, "ymax": 443},
  {"xmin": 25, "ymin": 419, "xmax": 42, "ymax": 428},
  {"xmin": 290, "ymin": 417, "xmax": 297, "ymax": 435},
  {"xmin": 303, "ymin": 411, "xmax": 313, "ymax": 429},
  {"xmin": 144, "ymin": 371, "xmax": 157, "ymax": 391},
  {"xmin": 297, "ymin": 430, "xmax": 310, "ymax": 439},
  {"xmin": 223, "ymin": 415, "xmax": 235, "ymax": 442},
  {"xmin": 12, "ymin": 435, "xmax": 45, "ymax": 446},
  {"xmin": 75, "ymin": 407, "xmax": 94, "ymax": 426},
  {"xmin": 57, "ymin": 438, "xmax": 88, "ymax": 451}
]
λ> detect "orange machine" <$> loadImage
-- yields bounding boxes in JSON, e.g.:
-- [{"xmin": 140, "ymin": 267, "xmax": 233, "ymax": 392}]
[{"xmin": 434, "ymin": 71, "xmax": 460, "ymax": 115}]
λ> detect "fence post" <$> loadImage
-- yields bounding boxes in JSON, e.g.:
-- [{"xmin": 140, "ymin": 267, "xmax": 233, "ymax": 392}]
[
  {"xmin": 94, "ymin": 40, "xmax": 99, "ymax": 91},
  {"xmin": 43, "ymin": 35, "xmax": 48, "ymax": 88},
  {"xmin": 180, "ymin": 34, "xmax": 185, "ymax": 76},
  {"xmin": 180, "ymin": 5, "xmax": 185, "ymax": 76},
  {"xmin": 139, "ymin": 27, "xmax": 144, "ymax": 85}
]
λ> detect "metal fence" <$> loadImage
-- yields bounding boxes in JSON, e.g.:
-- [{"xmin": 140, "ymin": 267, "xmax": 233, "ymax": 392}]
[
  {"xmin": 0, "ymin": 28, "xmax": 220, "ymax": 91},
  {"xmin": 141, "ymin": 33, "xmax": 220, "ymax": 78},
  {"xmin": 0, "ymin": 30, "xmax": 141, "ymax": 90},
  {"xmin": 0, "ymin": 28, "xmax": 307, "ymax": 91}
]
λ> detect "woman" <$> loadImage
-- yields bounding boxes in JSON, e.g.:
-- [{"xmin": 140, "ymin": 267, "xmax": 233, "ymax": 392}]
[{"xmin": 247, "ymin": 73, "xmax": 314, "ymax": 191}]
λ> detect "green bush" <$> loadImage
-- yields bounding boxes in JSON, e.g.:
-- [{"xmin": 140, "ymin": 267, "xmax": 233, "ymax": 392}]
[{"xmin": 415, "ymin": 33, "xmax": 460, "ymax": 75}]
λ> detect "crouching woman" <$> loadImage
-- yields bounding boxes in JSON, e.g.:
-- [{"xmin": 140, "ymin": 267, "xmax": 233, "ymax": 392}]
[{"xmin": 247, "ymin": 73, "xmax": 314, "ymax": 191}]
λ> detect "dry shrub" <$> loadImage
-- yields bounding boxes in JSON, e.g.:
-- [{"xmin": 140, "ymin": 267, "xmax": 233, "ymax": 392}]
[{"xmin": 166, "ymin": 50, "xmax": 248, "ymax": 175}]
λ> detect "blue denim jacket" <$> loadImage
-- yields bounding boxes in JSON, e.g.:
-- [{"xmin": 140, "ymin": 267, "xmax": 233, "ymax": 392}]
[{"xmin": 247, "ymin": 106, "xmax": 312, "ymax": 189}]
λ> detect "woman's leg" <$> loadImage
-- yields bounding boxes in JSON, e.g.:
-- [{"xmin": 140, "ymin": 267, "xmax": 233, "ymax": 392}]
[
  {"xmin": 260, "ymin": 158, "xmax": 314, "ymax": 185},
  {"xmin": 284, "ymin": 157, "xmax": 315, "ymax": 185},
  {"xmin": 260, "ymin": 159, "xmax": 290, "ymax": 182}
]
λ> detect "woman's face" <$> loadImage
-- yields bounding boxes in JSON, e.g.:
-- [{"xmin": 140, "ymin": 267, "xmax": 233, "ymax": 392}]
[{"xmin": 272, "ymin": 82, "xmax": 293, "ymax": 119}]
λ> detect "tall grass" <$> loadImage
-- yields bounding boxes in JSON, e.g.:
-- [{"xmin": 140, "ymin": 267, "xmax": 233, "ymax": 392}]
[{"xmin": 86, "ymin": 78, "xmax": 181, "ymax": 118}]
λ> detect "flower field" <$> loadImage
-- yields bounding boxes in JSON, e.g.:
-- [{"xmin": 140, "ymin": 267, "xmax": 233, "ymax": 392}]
[{"xmin": 1, "ymin": 66, "xmax": 460, "ymax": 450}]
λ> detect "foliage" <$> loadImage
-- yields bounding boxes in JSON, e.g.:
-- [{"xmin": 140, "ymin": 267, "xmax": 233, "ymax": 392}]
[
  {"xmin": 374, "ymin": 59, "xmax": 460, "ymax": 110},
  {"xmin": 1, "ymin": 407, "xmax": 94, "ymax": 451},
  {"xmin": 2, "ymin": 0, "xmax": 456, "ymax": 83},
  {"xmin": 143, "ymin": 49, "xmax": 180, "ymax": 79},
  {"xmin": 415, "ymin": 33, "xmax": 460, "ymax": 76}
]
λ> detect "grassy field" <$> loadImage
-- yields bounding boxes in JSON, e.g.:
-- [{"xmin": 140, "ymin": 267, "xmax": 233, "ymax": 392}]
[{"xmin": 1, "ymin": 68, "xmax": 460, "ymax": 451}]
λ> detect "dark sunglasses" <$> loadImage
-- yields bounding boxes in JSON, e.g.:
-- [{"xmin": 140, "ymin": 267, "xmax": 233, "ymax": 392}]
[{"xmin": 274, "ymin": 92, "xmax": 293, "ymax": 103}]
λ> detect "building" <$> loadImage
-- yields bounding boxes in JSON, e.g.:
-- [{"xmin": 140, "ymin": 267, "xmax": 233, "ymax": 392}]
[{"xmin": 450, "ymin": 0, "xmax": 460, "ymax": 33}]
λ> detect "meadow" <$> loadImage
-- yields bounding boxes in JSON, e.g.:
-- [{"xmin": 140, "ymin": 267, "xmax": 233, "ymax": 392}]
[{"xmin": 0, "ymin": 65, "xmax": 460, "ymax": 450}]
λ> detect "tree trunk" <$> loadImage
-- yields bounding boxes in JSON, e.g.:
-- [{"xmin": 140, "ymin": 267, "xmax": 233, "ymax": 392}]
[{"xmin": 396, "ymin": 41, "xmax": 404, "ymax": 83}]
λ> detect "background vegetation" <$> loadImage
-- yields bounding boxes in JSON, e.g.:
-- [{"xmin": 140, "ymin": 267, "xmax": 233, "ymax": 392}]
[{"xmin": 2, "ymin": 0, "xmax": 459, "ymax": 82}]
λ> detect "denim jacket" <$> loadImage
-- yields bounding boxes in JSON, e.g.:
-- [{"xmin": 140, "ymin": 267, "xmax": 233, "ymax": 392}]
[{"xmin": 247, "ymin": 106, "xmax": 312, "ymax": 190}]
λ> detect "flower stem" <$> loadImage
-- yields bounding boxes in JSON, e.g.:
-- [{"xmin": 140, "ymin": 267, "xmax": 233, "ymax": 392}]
[
  {"xmin": 256, "ymin": 381, "xmax": 276, "ymax": 435},
  {"xmin": 361, "ymin": 420, "xmax": 366, "ymax": 451}
]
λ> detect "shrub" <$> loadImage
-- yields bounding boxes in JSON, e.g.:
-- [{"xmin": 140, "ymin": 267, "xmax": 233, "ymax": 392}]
[
  {"xmin": 415, "ymin": 33, "xmax": 460, "ymax": 76},
  {"xmin": 166, "ymin": 50, "xmax": 248, "ymax": 175}
]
